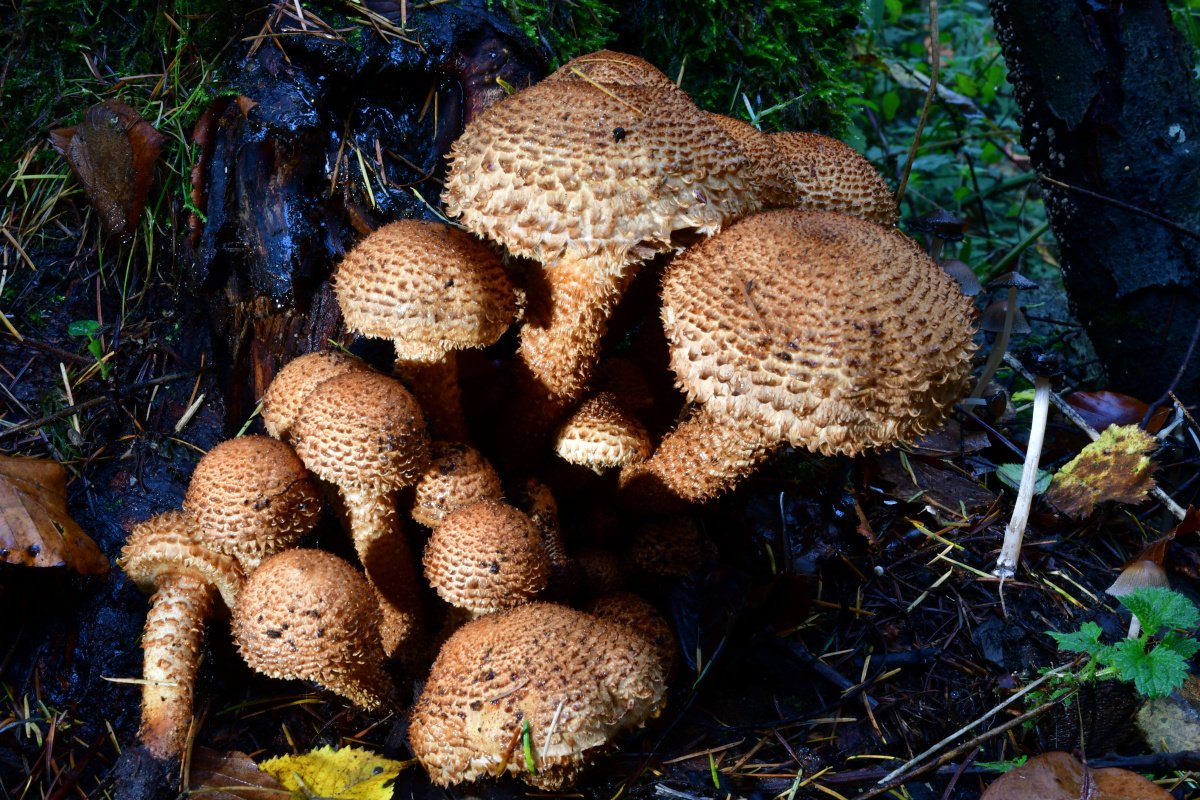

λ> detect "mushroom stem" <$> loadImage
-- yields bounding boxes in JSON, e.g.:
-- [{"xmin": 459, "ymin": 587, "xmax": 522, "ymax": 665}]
[
  {"xmin": 343, "ymin": 487, "xmax": 425, "ymax": 658},
  {"xmin": 1127, "ymin": 616, "xmax": 1142, "ymax": 639},
  {"xmin": 994, "ymin": 374, "xmax": 1051, "ymax": 578},
  {"xmin": 618, "ymin": 407, "xmax": 774, "ymax": 508},
  {"xmin": 139, "ymin": 573, "xmax": 214, "ymax": 760},
  {"xmin": 395, "ymin": 353, "xmax": 469, "ymax": 442},
  {"xmin": 969, "ymin": 285, "xmax": 1018, "ymax": 400}
]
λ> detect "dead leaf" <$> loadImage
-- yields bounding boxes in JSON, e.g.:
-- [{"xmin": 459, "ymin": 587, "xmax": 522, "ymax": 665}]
[
  {"xmin": 981, "ymin": 751, "xmax": 1171, "ymax": 799},
  {"xmin": 1065, "ymin": 390, "xmax": 1168, "ymax": 434},
  {"xmin": 259, "ymin": 745, "xmax": 411, "ymax": 800},
  {"xmin": 0, "ymin": 455, "xmax": 108, "ymax": 574},
  {"xmin": 1044, "ymin": 424, "xmax": 1158, "ymax": 519},
  {"xmin": 49, "ymin": 99, "xmax": 165, "ymax": 240},
  {"xmin": 877, "ymin": 452, "xmax": 996, "ymax": 516},
  {"xmin": 1136, "ymin": 682, "xmax": 1200, "ymax": 753},
  {"xmin": 188, "ymin": 748, "xmax": 288, "ymax": 799}
]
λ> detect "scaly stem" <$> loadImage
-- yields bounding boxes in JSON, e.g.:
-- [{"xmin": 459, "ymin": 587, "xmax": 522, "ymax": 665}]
[
  {"xmin": 994, "ymin": 375, "xmax": 1050, "ymax": 578},
  {"xmin": 395, "ymin": 352, "xmax": 469, "ymax": 442}
]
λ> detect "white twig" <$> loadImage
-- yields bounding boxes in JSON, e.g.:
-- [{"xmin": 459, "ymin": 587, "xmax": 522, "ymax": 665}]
[{"xmin": 994, "ymin": 374, "xmax": 1050, "ymax": 577}]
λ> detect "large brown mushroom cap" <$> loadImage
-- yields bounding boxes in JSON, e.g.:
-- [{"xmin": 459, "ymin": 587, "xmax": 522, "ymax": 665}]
[
  {"xmin": 663, "ymin": 209, "xmax": 976, "ymax": 456},
  {"xmin": 423, "ymin": 500, "xmax": 549, "ymax": 615},
  {"xmin": 547, "ymin": 49, "xmax": 678, "ymax": 90},
  {"xmin": 121, "ymin": 510, "xmax": 243, "ymax": 611},
  {"xmin": 261, "ymin": 351, "xmax": 369, "ymax": 440},
  {"xmin": 410, "ymin": 441, "xmax": 504, "ymax": 528},
  {"xmin": 292, "ymin": 371, "xmax": 430, "ymax": 491},
  {"xmin": 444, "ymin": 78, "xmax": 758, "ymax": 272},
  {"xmin": 554, "ymin": 392, "xmax": 651, "ymax": 473},
  {"xmin": 233, "ymin": 548, "xmax": 392, "ymax": 710},
  {"xmin": 184, "ymin": 435, "xmax": 321, "ymax": 570},
  {"xmin": 408, "ymin": 602, "xmax": 666, "ymax": 789},
  {"xmin": 335, "ymin": 220, "xmax": 516, "ymax": 363}
]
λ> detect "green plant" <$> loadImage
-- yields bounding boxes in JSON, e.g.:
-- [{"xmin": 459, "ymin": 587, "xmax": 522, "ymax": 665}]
[
  {"xmin": 67, "ymin": 319, "xmax": 110, "ymax": 379},
  {"xmin": 1048, "ymin": 587, "xmax": 1200, "ymax": 699}
]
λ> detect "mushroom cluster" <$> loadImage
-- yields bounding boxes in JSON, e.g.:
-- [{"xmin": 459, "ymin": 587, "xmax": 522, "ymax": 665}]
[{"xmin": 116, "ymin": 47, "xmax": 978, "ymax": 789}]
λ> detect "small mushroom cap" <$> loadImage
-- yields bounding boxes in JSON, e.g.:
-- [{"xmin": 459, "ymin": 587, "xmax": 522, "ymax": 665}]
[
  {"xmin": 941, "ymin": 259, "xmax": 983, "ymax": 296},
  {"xmin": 663, "ymin": 210, "xmax": 976, "ymax": 456},
  {"xmin": 335, "ymin": 220, "xmax": 516, "ymax": 363},
  {"xmin": 910, "ymin": 209, "xmax": 965, "ymax": 240},
  {"xmin": 547, "ymin": 50, "xmax": 678, "ymax": 90},
  {"xmin": 408, "ymin": 602, "xmax": 667, "ymax": 788},
  {"xmin": 445, "ymin": 78, "xmax": 758, "ymax": 272},
  {"xmin": 629, "ymin": 517, "xmax": 706, "ymax": 579},
  {"xmin": 1106, "ymin": 560, "xmax": 1170, "ymax": 597},
  {"xmin": 120, "ymin": 510, "xmax": 243, "ymax": 610},
  {"xmin": 554, "ymin": 392, "xmax": 652, "ymax": 472},
  {"xmin": 575, "ymin": 546, "xmax": 626, "ymax": 596},
  {"xmin": 978, "ymin": 299, "xmax": 1032, "ymax": 334},
  {"xmin": 410, "ymin": 441, "xmax": 505, "ymax": 529},
  {"xmin": 184, "ymin": 436, "xmax": 322, "ymax": 570},
  {"xmin": 986, "ymin": 270, "xmax": 1039, "ymax": 290},
  {"xmin": 261, "ymin": 351, "xmax": 369, "ymax": 440},
  {"xmin": 423, "ymin": 500, "xmax": 550, "ymax": 615},
  {"xmin": 292, "ymin": 371, "xmax": 431, "ymax": 491},
  {"xmin": 232, "ymin": 548, "xmax": 392, "ymax": 710}
]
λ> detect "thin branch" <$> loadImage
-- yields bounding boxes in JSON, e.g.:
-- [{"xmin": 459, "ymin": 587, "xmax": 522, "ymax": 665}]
[{"xmin": 894, "ymin": 0, "xmax": 939, "ymax": 206}]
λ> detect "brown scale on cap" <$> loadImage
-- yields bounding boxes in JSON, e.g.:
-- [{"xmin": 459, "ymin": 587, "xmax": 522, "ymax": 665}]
[
  {"xmin": 233, "ymin": 548, "xmax": 392, "ymax": 710},
  {"xmin": 334, "ymin": 220, "xmax": 516, "ymax": 440},
  {"xmin": 621, "ymin": 210, "xmax": 975, "ymax": 505},
  {"xmin": 261, "ymin": 351, "xmax": 369, "ymax": 441},
  {"xmin": 423, "ymin": 500, "xmax": 549, "ymax": 616},
  {"xmin": 447, "ymin": 76, "xmax": 758, "ymax": 445},
  {"xmin": 546, "ymin": 49, "xmax": 679, "ymax": 90},
  {"xmin": 574, "ymin": 546, "xmax": 625, "ymax": 597},
  {"xmin": 554, "ymin": 392, "xmax": 652, "ymax": 474},
  {"xmin": 518, "ymin": 478, "xmax": 571, "ymax": 586},
  {"xmin": 587, "ymin": 592, "xmax": 678, "ymax": 676},
  {"xmin": 408, "ymin": 602, "xmax": 666, "ymax": 789},
  {"xmin": 629, "ymin": 516, "xmax": 706, "ymax": 579},
  {"xmin": 410, "ymin": 441, "xmax": 504, "ymax": 529},
  {"xmin": 119, "ymin": 510, "xmax": 244, "ymax": 760},
  {"xmin": 183, "ymin": 435, "xmax": 321, "ymax": 571},
  {"xmin": 706, "ymin": 113, "xmax": 898, "ymax": 226},
  {"xmin": 292, "ymin": 370, "xmax": 431, "ymax": 657}
]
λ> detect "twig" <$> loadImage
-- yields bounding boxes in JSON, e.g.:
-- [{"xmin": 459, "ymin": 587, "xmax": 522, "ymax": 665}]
[
  {"xmin": 1144, "ymin": 311, "xmax": 1200, "ymax": 425},
  {"xmin": 894, "ymin": 0, "xmax": 939, "ymax": 206}
]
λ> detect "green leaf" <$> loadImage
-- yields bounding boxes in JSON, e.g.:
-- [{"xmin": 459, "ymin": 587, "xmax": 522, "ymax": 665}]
[
  {"xmin": 954, "ymin": 73, "xmax": 978, "ymax": 97},
  {"xmin": 1110, "ymin": 638, "xmax": 1189, "ymax": 698},
  {"xmin": 1159, "ymin": 632, "xmax": 1200, "ymax": 661},
  {"xmin": 995, "ymin": 463, "xmax": 1052, "ymax": 495},
  {"xmin": 1120, "ymin": 587, "xmax": 1200, "ymax": 637},
  {"xmin": 1048, "ymin": 622, "xmax": 1111, "ymax": 660},
  {"xmin": 881, "ymin": 90, "xmax": 900, "ymax": 121},
  {"xmin": 67, "ymin": 319, "xmax": 100, "ymax": 338}
]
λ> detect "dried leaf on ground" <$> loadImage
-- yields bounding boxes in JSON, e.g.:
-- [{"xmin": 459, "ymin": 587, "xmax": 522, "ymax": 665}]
[
  {"xmin": 1044, "ymin": 424, "xmax": 1158, "ymax": 519},
  {"xmin": 259, "ymin": 745, "xmax": 411, "ymax": 800},
  {"xmin": 1065, "ymin": 390, "xmax": 1168, "ymax": 434},
  {"xmin": 1136, "ymin": 676, "xmax": 1200, "ymax": 752},
  {"xmin": 188, "ymin": 748, "xmax": 287, "ymax": 799},
  {"xmin": 0, "ymin": 455, "xmax": 108, "ymax": 573},
  {"xmin": 981, "ymin": 751, "xmax": 1172, "ymax": 799}
]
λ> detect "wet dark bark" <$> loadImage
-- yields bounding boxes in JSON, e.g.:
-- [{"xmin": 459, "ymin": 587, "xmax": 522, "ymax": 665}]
[{"xmin": 989, "ymin": 0, "xmax": 1200, "ymax": 401}]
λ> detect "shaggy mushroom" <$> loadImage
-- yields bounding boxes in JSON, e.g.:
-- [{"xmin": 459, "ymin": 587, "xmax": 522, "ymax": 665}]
[
  {"xmin": 554, "ymin": 392, "xmax": 651, "ymax": 474},
  {"xmin": 423, "ymin": 500, "xmax": 549, "ymax": 617},
  {"xmin": 444, "ymin": 70, "xmax": 757, "ymax": 435},
  {"xmin": 408, "ymin": 602, "xmax": 666, "ymax": 789},
  {"xmin": 334, "ymin": 220, "xmax": 516, "ymax": 440},
  {"xmin": 620, "ymin": 209, "xmax": 976, "ymax": 505},
  {"xmin": 587, "ymin": 592, "xmax": 678, "ymax": 676},
  {"xmin": 183, "ymin": 435, "xmax": 321, "ymax": 571},
  {"xmin": 119, "ymin": 510, "xmax": 243, "ymax": 760},
  {"xmin": 546, "ymin": 49, "xmax": 679, "ymax": 89},
  {"xmin": 410, "ymin": 441, "xmax": 504, "ymax": 529},
  {"xmin": 291, "ymin": 370, "xmax": 431, "ymax": 656},
  {"xmin": 260, "ymin": 350, "xmax": 369, "ymax": 440},
  {"xmin": 233, "ymin": 548, "xmax": 392, "ymax": 710}
]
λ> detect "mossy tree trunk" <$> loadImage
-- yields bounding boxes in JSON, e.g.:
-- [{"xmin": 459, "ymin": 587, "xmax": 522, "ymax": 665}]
[{"xmin": 989, "ymin": 0, "xmax": 1200, "ymax": 401}]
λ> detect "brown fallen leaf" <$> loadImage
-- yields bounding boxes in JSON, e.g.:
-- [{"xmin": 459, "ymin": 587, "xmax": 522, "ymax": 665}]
[
  {"xmin": 0, "ymin": 455, "xmax": 108, "ymax": 574},
  {"xmin": 49, "ymin": 99, "xmax": 165, "ymax": 241},
  {"xmin": 1065, "ymin": 390, "xmax": 1168, "ymax": 434},
  {"xmin": 1044, "ymin": 424, "xmax": 1158, "ymax": 519},
  {"xmin": 187, "ymin": 748, "xmax": 288, "ymax": 800},
  {"xmin": 981, "ymin": 751, "xmax": 1172, "ymax": 799}
]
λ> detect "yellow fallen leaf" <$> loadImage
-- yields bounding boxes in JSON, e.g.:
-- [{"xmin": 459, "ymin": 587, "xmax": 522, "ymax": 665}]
[
  {"xmin": 259, "ymin": 745, "xmax": 411, "ymax": 800},
  {"xmin": 1044, "ymin": 424, "xmax": 1158, "ymax": 519},
  {"xmin": 0, "ymin": 455, "xmax": 108, "ymax": 573}
]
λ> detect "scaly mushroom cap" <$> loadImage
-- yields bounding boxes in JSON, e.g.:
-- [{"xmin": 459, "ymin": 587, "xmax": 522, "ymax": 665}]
[
  {"xmin": 587, "ymin": 592, "xmax": 678, "ymax": 676},
  {"xmin": 444, "ymin": 78, "xmax": 758, "ymax": 273},
  {"xmin": 629, "ymin": 517, "xmax": 706, "ymax": 579},
  {"xmin": 705, "ymin": 114, "xmax": 897, "ymax": 225},
  {"xmin": 408, "ymin": 602, "xmax": 666, "ymax": 789},
  {"xmin": 184, "ymin": 435, "xmax": 322, "ymax": 570},
  {"xmin": 663, "ymin": 210, "xmax": 976, "ymax": 456},
  {"xmin": 261, "ymin": 351, "xmax": 369, "ymax": 440},
  {"xmin": 233, "ymin": 548, "xmax": 392, "ymax": 710},
  {"xmin": 547, "ymin": 49, "xmax": 678, "ymax": 90},
  {"xmin": 292, "ymin": 371, "xmax": 430, "ymax": 491},
  {"xmin": 554, "ymin": 392, "xmax": 652, "ymax": 472},
  {"xmin": 120, "ymin": 510, "xmax": 243, "ymax": 610},
  {"xmin": 410, "ymin": 441, "xmax": 505, "ymax": 529},
  {"xmin": 335, "ymin": 220, "xmax": 516, "ymax": 363},
  {"xmin": 423, "ymin": 500, "xmax": 549, "ymax": 615}
]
